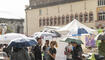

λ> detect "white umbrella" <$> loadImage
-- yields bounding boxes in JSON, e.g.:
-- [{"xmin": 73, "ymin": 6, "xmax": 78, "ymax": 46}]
[
  {"xmin": 34, "ymin": 32, "xmax": 53, "ymax": 40},
  {"xmin": 0, "ymin": 33, "xmax": 27, "ymax": 44}
]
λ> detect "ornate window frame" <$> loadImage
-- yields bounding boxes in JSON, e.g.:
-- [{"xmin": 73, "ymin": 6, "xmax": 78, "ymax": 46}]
[
  {"xmin": 79, "ymin": 12, "xmax": 83, "ymax": 22},
  {"xmin": 54, "ymin": 16, "xmax": 57, "ymax": 26},
  {"xmin": 66, "ymin": 14, "xmax": 69, "ymax": 24},
  {"xmin": 89, "ymin": 12, "xmax": 93, "ymax": 22},
  {"xmin": 62, "ymin": 15, "xmax": 65, "ymax": 25}
]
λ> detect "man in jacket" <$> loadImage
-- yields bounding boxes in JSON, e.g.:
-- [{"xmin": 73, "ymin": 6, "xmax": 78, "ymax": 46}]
[{"xmin": 32, "ymin": 38, "xmax": 42, "ymax": 60}]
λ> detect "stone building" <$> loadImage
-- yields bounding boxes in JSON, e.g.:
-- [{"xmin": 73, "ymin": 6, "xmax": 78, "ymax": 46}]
[
  {"xmin": 25, "ymin": 0, "xmax": 105, "ymax": 36},
  {"xmin": 0, "ymin": 18, "xmax": 24, "ymax": 34}
]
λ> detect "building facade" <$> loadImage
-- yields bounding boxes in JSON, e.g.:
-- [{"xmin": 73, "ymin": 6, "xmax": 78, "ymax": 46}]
[
  {"xmin": 25, "ymin": 0, "xmax": 105, "ymax": 36},
  {"xmin": 0, "ymin": 18, "xmax": 24, "ymax": 34}
]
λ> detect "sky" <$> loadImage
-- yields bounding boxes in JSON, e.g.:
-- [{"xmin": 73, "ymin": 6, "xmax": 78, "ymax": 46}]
[{"xmin": 0, "ymin": 0, "xmax": 29, "ymax": 19}]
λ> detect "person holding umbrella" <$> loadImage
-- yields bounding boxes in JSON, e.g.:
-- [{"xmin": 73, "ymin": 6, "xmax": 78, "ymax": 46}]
[
  {"xmin": 62, "ymin": 37, "xmax": 83, "ymax": 60},
  {"xmin": 10, "ymin": 47, "xmax": 31, "ymax": 60},
  {"xmin": 32, "ymin": 38, "xmax": 42, "ymax": 60},
  {"xmin": 71, "ymin": 42, "xmax": 83, "ymax": 60}
]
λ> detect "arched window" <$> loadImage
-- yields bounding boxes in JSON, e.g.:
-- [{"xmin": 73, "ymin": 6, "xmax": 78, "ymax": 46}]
[
  {"xmin": 79, "ymin": 13, "xmax": 83, "ymax": 22},
  {"xmin": 66, "ymin": 15, "xmax": 69, "ymax": 24},
  {"xmin": 58, "ymin": 16, "xmax": 61, "ymax": 25},
  {"xmin": 39, "ymin": 18, "xmax": 42, "ymax": 27},
  {"xmin": 84, "ymin": 12, "xmax": 88, "ymax": 23},
  {"xmin": 62, "ymin": 15, "xmax": 65, "ymax": 25},
  {"xmin": 43, "ymin": 17, "xmax": 45, "ymax": 26},
  {"xmin": 54, "ymin": 16, "xmax": 57, "ymax": 26},
  {"xmin": 70, "ymin": 14, "xmax": 74, "ymax": 21},
  {"xmin": 89, "ymin": 12, "xmax": 93, "ymax": 22},
  {"xmin": 75, "ymin": 14, "xmax": 78, "ymax": 20},
  {"xmin": 46, "ymin": 17, "xmax": 49, "ymax": 26},
  {"xmin": 50, "ymin": 17, "xmax": 53, "ymax": 26}
]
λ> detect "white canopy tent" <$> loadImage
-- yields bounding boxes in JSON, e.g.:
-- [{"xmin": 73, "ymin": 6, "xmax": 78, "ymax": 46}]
[{"xmin": 56, "ymin": 19, "xmax": 97, "ymax": 36}]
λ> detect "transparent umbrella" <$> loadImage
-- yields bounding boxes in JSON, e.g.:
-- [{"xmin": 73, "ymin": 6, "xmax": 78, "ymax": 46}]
[
  {"xmin": 61, "ymin": 37, "xmax": 83, "ymax": 45},
  {"xmin": 8, "ymin": 38, "xmax": 37, "ymax": 48},
  {"xmin": 0, "ymin": 33, "xmax": 27, "ymax": 44}
]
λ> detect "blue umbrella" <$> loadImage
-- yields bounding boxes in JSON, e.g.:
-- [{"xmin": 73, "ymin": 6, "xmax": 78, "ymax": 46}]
[
  {"xmin": 8, "ymin": 38, "xmax": 37, "ymax": 48},
  {"xmin": 27, "ymin": 38, "xmax": 37, "ymax": 46}
]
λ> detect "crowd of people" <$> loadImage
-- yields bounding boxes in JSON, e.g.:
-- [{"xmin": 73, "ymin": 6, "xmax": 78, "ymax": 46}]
[
  {"xmin": 0, "ymin": 38, "xmax": 58, "ymax": 60},
  {"xmin": 0, "ymin": 37, "xmax": 105, "ymax": 60},
  {"xmin": 0, "ymin": 37, "xmax": 83, "ymax": 60}
]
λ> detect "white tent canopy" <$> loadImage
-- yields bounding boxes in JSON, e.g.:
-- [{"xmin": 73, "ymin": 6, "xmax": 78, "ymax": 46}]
[{"xmin": 57, "ymin": 19, "xmax": 96, "ymax": 36}]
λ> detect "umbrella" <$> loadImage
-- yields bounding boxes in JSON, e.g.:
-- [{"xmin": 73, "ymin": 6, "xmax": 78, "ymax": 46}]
[
  {"xmin": 8, "ymin": 38, "xmax": 37, "ymax": 48},
  {"xmin": 65, "ymin": 37, "xmax": 77, "ymax": 42},
  {"xmin": 27, "ymin": 37, "xmax": 37, "ymax": 46},
  {"xmin": 34, "ymin": 32, "xmax": 53, "ymax": 37},
  {"xmin": 34, "ymin": 32, "xmax": 53, "ymax": 40},
  {"xmin": 95, "ymin": 32, "xmax": 105, "ymax": 40},
  {"xmin": 43, "ymin": 28, "xmax": 61, "ymax": 37},
  {"xmin": 0, "ymin": 33, "xmax": 27, "ymax": 44},
  {"xmin": 75, "ymin": 40, "xmax": 83, "ymax": 44},
  {"xmin": 48, "ymin": 30, "xmax": 61, "ymax": 37},
  {"xmin": 64, "ymin": 37, "xmax": 83, "ymax": 45}
]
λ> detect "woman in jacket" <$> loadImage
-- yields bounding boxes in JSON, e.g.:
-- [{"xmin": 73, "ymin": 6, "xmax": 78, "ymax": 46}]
[{"xmin": 72, "ymin": 42, "xmax": 83, "ymax": 60}]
